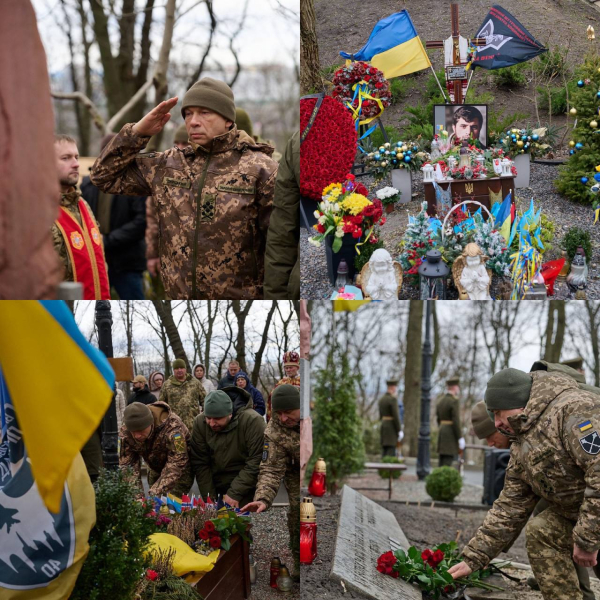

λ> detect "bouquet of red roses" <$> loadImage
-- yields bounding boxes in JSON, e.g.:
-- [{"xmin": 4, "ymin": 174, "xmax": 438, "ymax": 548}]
[{"xmin": 377, "ymin": 542, "xmax": 506, "ymax": 599}]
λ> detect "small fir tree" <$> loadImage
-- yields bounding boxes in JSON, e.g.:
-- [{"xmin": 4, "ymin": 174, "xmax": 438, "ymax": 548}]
[
  {"xmin": 556, "ymin": 52, "xmax": 600, "ymax": 203},
  {"xmin": 309, "ymin": 343, "xmax": 365, "ymax": 493},
  {"xmin": 398, "ymin": 202, "xmax": 435, "ymax": 284}
]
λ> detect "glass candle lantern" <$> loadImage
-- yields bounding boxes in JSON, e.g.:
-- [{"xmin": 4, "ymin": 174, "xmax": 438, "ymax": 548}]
[
  {"xmin": 270, "ymin": 557, "xmax": 281, "ymax": 588},
  {"xmin": 335, "ymin": 259, "xmax": 349, "ymax": 289},
  {"xmin": 418, "ymin": 250, "xmax": 449, "ymax": 299},
  {"xmin": 308, "ymin": 457, "xmax": 326, "ymax": 497},
  {"xmin": 277, "ymin": 566, "xmax": 294, "ymax": 593},
  {"xmin": 300, "ymin": 497, "xmax": 318, "ymax": 564}
]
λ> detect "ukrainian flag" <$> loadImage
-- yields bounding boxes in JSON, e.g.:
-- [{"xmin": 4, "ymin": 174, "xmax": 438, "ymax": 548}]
[
  {"xmin": 495, "ymin": 191, "xmax": 513, "ymax": 244},
  {"xmin": 332, "ymin": 300, "xmax": 371, "ymax": 312},
  {"xmin": 0, "ymin": 300, "xmax": 115, "ymax": 513},
  {"xmin": 340, "ymin": 10, "xmax": 431, "ymax": 79},
  {"xmin": 579, "ymin": 420, "xmax": 593, "ymax": 432}
]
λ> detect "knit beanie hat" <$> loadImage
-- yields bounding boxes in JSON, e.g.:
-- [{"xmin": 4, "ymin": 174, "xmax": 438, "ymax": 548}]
[
  {"xmin": 174, "ymin": 123, "xmax": 188, "ymax": 144},
  {"xmin": 172, "ymin": 358, "xmax": 186, "ymax": 369},
  {"xmin": 204, "ymin": 390, "xmax": 233, "ymax": 418},
  {"xmin": 235, "ymin": 108, "xmax": 253, "ymax": 137},
  {"xmin": 124, "ymin": 402, "xmax": 154, "ymax": 431},
  {"xmin": 181, "ymin": 78, "xmax": 235, "ymax": 123},
  {"xmin": 484, "ymin": 368, "xmax": 532, "ymax": 411},
  {"xmin": 471, "ymin": 401, "xmax": 497, "ymax": 440},
  {"xmin": 272, "ymin": 384, "xmax": 300, "ymax": 412}
]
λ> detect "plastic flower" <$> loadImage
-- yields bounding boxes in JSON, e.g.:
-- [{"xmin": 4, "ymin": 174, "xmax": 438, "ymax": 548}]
[{"xmin": 146, "ymin": 569, "xmax": 159, "ymax": 581}]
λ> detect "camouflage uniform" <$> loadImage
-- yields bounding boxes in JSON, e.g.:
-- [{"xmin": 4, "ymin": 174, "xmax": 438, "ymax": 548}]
[
  {"xmin": 119, "ymin": 401, "xmax": 194, "ymax": 497},
  {"xmin": 51, "ymin": 187, "xmax": 108, "ymax": 282},
  {"xmin": 159, "ymin": 373, "xmax": 206, "ymax": 432},
  {"xmin": 378, "ymin": 392, "xmax": 401, "ymax": 457},
  {"xmin": 462, "ymin": 371, "xmax": 600, "ymax": 600},
  {"xmin": 436, "ymin": 392, "xmax": 461, "ymax": 466},
  {"xmin": 267, "ymin": 375, "xmax": 300, "ymax": 422},
  {"xmin": 254, "ymin": 414, "xmax": 300, "ymax": 570},
  {"xmin": 89, "ymin": 123, "xmax": 278, "ymax": 299}
]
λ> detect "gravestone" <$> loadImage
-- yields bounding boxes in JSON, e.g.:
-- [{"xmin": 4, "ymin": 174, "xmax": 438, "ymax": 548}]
[{"xmin": 330, "ymin": 485, "xmax": 421, "ymax": 600}]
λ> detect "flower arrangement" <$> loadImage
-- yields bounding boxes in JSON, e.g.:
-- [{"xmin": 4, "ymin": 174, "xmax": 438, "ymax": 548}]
[
  {"xmin": 375, "ymin": 186, "xmax": 401, "ymax": 206},
  {"xmin": 300, "ymin": 95, "xmax": 357, "ymax": 200},
  {"xmin": 332, "ymin": 61, "xmax": 391, "ymax": 120},
  {"xmin": 398, "ymin": 202, "xmax": 436, "ymax": 284},
  {"xmin": 497, "ymin": 127, "xmax": 550, "ymax": 158},
  {"xmin": 366, "ymin": 141, "xmax": 429, "ymax": 179},
  {"xmin": 310, "ymin": 174, "xmax": 386, "ymax": 252},
  {"xmin": 196, "ymin": 511, "xmax": 252, "ymax": 553},
  {"xmin": 377, "ymin": 542, "xmax": 506, "ymax": 599}
]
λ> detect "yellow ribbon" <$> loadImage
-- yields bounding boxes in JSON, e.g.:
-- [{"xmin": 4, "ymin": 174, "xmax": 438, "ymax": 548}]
[
  {"xmin": 344, "ymin": 80, "xmax": 385, "ymax": 127},
  {"xmin": 355, "ymin": 225, "xmax": 374, "ymax": 255}
]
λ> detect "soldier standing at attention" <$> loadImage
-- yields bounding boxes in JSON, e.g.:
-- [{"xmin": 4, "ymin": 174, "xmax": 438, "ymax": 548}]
[
  {"xmin": 241, "ymin": 384, "xmax": 301, "ymax": 581},
  {"xmin": 449, "ymin": 368, "xmax": 600, "ymax": 600},
  {"xmin": 436, "ymin": 376, "xmax": 464, "ymax": 467},
  {"xmin": 378, "ymin": 379, "xmax": 401, "ymax": 458},
  {"xmin": 119, "ymin": 401, "xmax": 194, "ymax": 499},
  {"xmin": 159, "ymin": 359, "xmax": 205, "ymax": 432},
  {"xmin": 90, "ymin": 78, "xmax": 278, "ymax": 300}
]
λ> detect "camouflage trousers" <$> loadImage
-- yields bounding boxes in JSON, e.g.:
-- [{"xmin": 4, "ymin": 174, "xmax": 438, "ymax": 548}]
[
  {"xmin": 526, "ymin": 505, "xmax": 600, "ymax": 600},
  {"xmin": 284, "ymin": 467, "xmax": 300, "ymax": 570},
  {"xmin": 148, "ymin": 468, "xmax": 194, "ymax": 498}
]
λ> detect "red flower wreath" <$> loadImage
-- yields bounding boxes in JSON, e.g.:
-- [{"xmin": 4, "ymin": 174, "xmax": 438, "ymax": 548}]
[
  {"xmin": 300, "ymin": 96, "xmax": 357, "ymax": 200},
  {"xmin": 331, "ymin": 62, "xmax": 391, "ymax": 121}
]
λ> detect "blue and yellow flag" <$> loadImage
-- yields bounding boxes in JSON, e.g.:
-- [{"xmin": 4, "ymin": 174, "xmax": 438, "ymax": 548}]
[
  {"xmin": 0, "ymin": 301, "xmax": 114, "ymax": 513},
  {"xmin": 340, "ymin": 10, "xmax": 431, "ymax": 79},
  {"xmin": 495, "ymin": 191, "xmax": 512, "ymax": 244}
]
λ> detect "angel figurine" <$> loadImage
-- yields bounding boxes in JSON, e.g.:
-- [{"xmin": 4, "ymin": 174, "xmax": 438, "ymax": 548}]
[
  {"xmin": 452, "ymin": 243, "xmax": 492, "ymax": 300},
  {"xmin": 359, "ymin": 248, "xmax": 402, "ymax": 300}
]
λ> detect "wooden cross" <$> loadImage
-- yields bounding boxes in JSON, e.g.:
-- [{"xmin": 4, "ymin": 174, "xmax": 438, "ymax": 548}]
[{"xmin": 426, "ymin": 3, "xmax": 486, "ymax": 104}]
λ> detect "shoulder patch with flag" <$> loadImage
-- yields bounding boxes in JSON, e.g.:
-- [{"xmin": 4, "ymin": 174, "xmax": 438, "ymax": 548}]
[
  {"xmin": 262, "ymin": 440, "xmax": 269, "ymax": 462},
  {"xmin": 578, "ymin": 420, "xmax": 593, "ymax": 433},
  {"xmin": 172, "ymin": 432, "xmax": 186, "ymax": 453}
]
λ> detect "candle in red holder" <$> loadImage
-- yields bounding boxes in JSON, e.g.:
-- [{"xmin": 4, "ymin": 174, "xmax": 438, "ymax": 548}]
[
  {"xmin": 269, "ymin": 557, "xmax": 281, "ymax": 588},
  {"xmin": 308, "ymin": 457, "xmax": 326, "ymax": 497},
  {"xmin": 300, "ymin": 497, "xmax": 317, "ymax": 564}
]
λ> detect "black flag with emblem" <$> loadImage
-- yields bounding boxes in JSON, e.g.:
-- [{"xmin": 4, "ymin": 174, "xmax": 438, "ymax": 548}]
[
  {"xmin": 471, "ymin": 5, "xmax": 547, "ymax": 70},
  {"xmin": 580, "ymin": 430, "xmax": 600, "ymax": 456}
]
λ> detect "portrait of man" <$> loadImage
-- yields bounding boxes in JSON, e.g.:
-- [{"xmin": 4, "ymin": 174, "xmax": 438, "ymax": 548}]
[{"xmin": 434, "ymin": 104, "xmax": 488, "ymax": 148}]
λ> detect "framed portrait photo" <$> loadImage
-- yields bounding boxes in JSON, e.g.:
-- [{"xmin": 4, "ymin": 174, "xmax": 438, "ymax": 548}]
[{"xmin": 433, "ymin": 104, "xmax": 488, "ymax": 149}]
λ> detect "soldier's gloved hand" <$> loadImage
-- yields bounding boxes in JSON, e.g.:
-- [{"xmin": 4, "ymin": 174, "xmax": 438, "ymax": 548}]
[
  {"xmin": 448, "ymin": 561, "xmax": 472, "ymax": 579},
  {"xmin": 240, "ymin": 501, "xmax": 267, "ymax": 513},
  {"xmin": 458, "ymin": 437, "xmax": 466, "ymax": 450},
  {"xmin": 223, "ymin": 494, "xmax": 239, "ymax": 508},
  {"xmin": 147, "ymin": 258, "xmax": 160, "ymax": 276},
  {"xmin": 132, "ymin": 97, "xmax": 179, "ymax": 137},
  {"xmin": 573, "ymin": 544, "xmax": 598, "ymax": 567}
]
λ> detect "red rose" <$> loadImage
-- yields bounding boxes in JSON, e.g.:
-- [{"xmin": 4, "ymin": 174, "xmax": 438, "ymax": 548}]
[
  {"xmin": 210, "ymin": 537, "xmax": 221, "ymax": 549},
  {"xmin": 355, "ymin": 183, "xmax": 368, "ymax": 196},
  {"xmin": 364, "ymin": 75, "xmax": 371, "ymax": 82},
  {"xmin": 204, "ymin": 520, "xmax": 216, "ymax": 533},
  {"xmin": 199, "ymin": 529, "xmax": 209, "ymax": 540},
  {"xmin": 421, "ymin": 549, "xmax": 433, "ymax": 562},
  {"xmin": 146, "ymin": 569, "xmax": 159, "ymax": 581},
  {"xmin": 432, "ymin": 550, "xmax": 445, "ymax": 566},
  {"xmin": 316, "ymin": 223, "xmax": 325, "ymax": 234}
]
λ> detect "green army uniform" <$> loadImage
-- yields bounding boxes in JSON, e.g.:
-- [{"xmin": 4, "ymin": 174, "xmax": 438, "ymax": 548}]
[
  {"xmin": 436, "ymin": 392, "xmax": 461, "ymax": 466},
  {"xmin": 159, "ymin": 373, "xmax": 206, "ymax": 433},
  {"xmin": 530, "ymin": 360, "xmax": 600, "ymax": 395},
  {"xmin": 378, "ymin": 391, "xmax": 401, "ymax": 458},
  {"xmin": 264, "ymin": 131, "xmax": 299, "ymax": 299},
  {"xmin": 253, "ymin": 385, "xmax": 300, "ymax": 576},
  {"xmin": 462, "ymin": 370, "xmax": 600, "ymax": 600},
  {"xmin": 235, "ymin": 108, "xmax": 282, "ymax": 162},
  {"xmin": 119, "ymin": 401, "xmax": 194, "ymax": 497},
  {"xmin": 90, "ymin": 79, "xmax": 278, "ymax": 300},
  {"xmin": 190, "ymin": 397, "xmax": 266, "ymax": 507},
  {"xmin": 80, "ymin": 427, "xmax": 103, "ymax": 484}
]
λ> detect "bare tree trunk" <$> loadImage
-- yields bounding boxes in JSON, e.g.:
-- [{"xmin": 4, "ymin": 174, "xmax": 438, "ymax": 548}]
[
  {"xmin": 218, "ymin": 302, "xmax": 235, "ymax": 379},
  {"xmin": 186, "ymin": 0, "xmax": 217, "ymax": 89},
  {"xmin": 585, "ymin": 301, "xmax": 600, "ymax": 387},
  {"xmin": 231, "ymin": 300, "xmax": 253, "ymax": 373},
  {"xmin": 152, "ymin": 300, "xmax": 189, "ymax": 371},
  {"xmin": 300, "ymin": 0, "xmax": 321, "ymax": 95},
  {"xmin": 403, "ymin": 300, "xmax": 423, "ymax": 457},
  {"xmin": 543, "ymin": 300, "xmax": 565, "ymax": 363},
  {"xmin": 251, "ymin": 301, "xmax": 278, "ymax": 386}
]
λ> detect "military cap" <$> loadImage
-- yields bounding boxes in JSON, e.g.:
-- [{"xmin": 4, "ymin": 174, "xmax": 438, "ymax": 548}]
[
  {"xmin": 124, "ymin": 402, "xmax": 153, "ymax": 431},
  {"xmin": 446, "ymin": 376, "xmax": 460, "ymax": 386},
  {"xmin": 181, "ymin": 77, "xmax": 235, "ymax": 123},
  {"xmin": 471, "ymin": 400, "xmax": 497, "ymax": 440},
  {"xmin": 172, "ymin": 358, "xmax": 186, "ymax": 369},
  {"xmin": 485, "ymin": 368, "xmax": 532, "ymax": 410},
  {"xmin": 204, "ymin": 390, "xmax": 233, "ymax": 418},
  {"xmin": 272, "ymin": 384, "xmax": 300, "ymax": 411},
  {"xmin": 235, "ymin": 108, "xmax": 254, "ymax": 137},
  {"xmin": 561, "ymin": 357, "xmax": 584, "ymax": 371},
  {"xmin": 386, "ymin": 379, "xmax": 399, "ymax": 386},
  {"xmin": 173, "ymin": 123, "xmax": 188, "ymax": 144}
]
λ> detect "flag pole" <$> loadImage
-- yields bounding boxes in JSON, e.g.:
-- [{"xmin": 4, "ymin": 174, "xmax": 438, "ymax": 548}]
[
  {"xmin": 463, "ymin": 69, "xmax": 475, "ymax": 103},
  {"xmin": 430, "ymin": 65, "xmax": 448, "ymax": 103}
]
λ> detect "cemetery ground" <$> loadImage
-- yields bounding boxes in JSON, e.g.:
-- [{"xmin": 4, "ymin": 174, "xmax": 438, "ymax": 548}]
[{"xmin": 300, "ymin": 470, "xmax": 600, "ymax": 600}]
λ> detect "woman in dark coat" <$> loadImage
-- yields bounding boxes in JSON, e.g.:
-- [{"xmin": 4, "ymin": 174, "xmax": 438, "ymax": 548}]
[{"xmin": 234, "ymin": 371, "xmax": 266, "ymax": 416}]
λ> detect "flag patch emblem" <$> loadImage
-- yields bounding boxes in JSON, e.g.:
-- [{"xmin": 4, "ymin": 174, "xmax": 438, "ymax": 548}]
[{"xmin": 578, "ymin": 420, "xmax": 593, "ymax": 433}]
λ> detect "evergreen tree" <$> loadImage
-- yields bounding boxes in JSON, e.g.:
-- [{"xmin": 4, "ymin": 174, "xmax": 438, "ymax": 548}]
[
  {"xmin": 556, "ymin": 52, "xmax": 600, "ymax": 203},
  {"xmin": 309, "ymin": 342, "xmax": 365, "ymax": 493},
  {"xmin": 398, "ymin": 202, "xmax": 435, "ymax": 284}
]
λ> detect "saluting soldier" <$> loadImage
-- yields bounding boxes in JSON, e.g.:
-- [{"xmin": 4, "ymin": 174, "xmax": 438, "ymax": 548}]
[
  {"xmin": 449, "ymin": 368, "xmax": 600, "ymax": 600},
  {"xmin": 378, "ymin": 379, "xmax": 401, "ymax": 458},
  {"xmin": 119, "ymin": 401, "xmax": 194, "ymax": 498},
  {"xmin": 242, "ymin": 384, "xmax": 301, "ymax": 581},
  {"xmin": 436, "ymin": 376, "xmax": 464, "ymax": 467}
]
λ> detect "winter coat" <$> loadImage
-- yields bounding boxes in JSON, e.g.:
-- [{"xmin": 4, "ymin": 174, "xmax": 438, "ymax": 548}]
[
  {"xmin": 462, "ymin": 371, "xmax": 600, "ymax": 571},
  {"xmin": 80, "ymin": 176, "xmax": 147, "ymax": 273},
  {"xmin": 90, "ymin": 123, "xmax": 278, "ymax": 299},
  {"xmin": 234, "ymin": 370, "xmax": 266, "ymax": 416},
  {"xmin": 159, "ymin": 373, "xmax": 206, "ymax": 432},
  {"xmin": 127, "ymin": 384, "xmax": 157, "ymax": 406},
  {"xmin": 378, "ymin": 392, "xmax": 401, "ymax": 448},
  {"xmin": 190, "ymin": 397, "xmax": 266, "ymax": 506},
  {"xmin": 221, "ymin": 386, "xmax": 253, "ymax": 416},
  {"xmin": 148, "ymin": 371, "xmax": 164, "ymax": 399},
  {"xmin": 436, "ymin": 393, "xmax": 461, "ymax": 456},
  {"xmin": 529, "ymin": 360, "xmax": 600, "ymax": 395},
  {"xmin": 193, "ymin": 363, "xmax": 215, "ymax": 394},
  {"xmin": 218, "ymin": 371, "xmax": 238, "ymax": 390}
]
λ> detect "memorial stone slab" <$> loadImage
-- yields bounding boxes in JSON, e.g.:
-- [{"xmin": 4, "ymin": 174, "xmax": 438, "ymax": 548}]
[{"xmin": 330, "ymin": 485, "xmax": 421, "ymax": 600}]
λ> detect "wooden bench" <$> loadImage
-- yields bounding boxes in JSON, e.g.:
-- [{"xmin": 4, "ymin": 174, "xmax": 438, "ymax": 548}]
[{"xmin": 360, "ymin": 462, "xmax": 408, "ymax": 500}]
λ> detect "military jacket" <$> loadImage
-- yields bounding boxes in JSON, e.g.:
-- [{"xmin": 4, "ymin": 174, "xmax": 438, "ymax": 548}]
[
  {"xmin": 119, "ymin": 401, "xmax": 193, "ymax": 497},
  {"xmin": 530, "ymin": 360, "xmax": 600, "ymax": 395},
  {"xmin": 90, "ymin": 123, "xmax": 278, "ymax": 299},
  {"xmin": 159, "ymin": 374, "xmax": 205, "ymax": 433},
  {"xmin": 378, "ymin": 392, "xmax": 401, "ymax": 447},
  {"xmin": 462, "ymin": 371, "xmax": 600, "ymax": 571},
  {"xmin": 254, "ymin": 415, "xmax": 300, "ymax": 509},
  {"xmin": 436, "ymin": 393, "xmax": 461, "ymax": 455}
]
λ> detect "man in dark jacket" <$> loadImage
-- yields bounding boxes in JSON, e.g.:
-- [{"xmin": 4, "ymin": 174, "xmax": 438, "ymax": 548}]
[
  {"xmin": 128, "ymin": 375, "xmax": 157, "ymax": 405},
  {"xmin": 190, "ymin": 390, "xmax": 266, "ymax": 508},
  {"xmin": 436, "ymin": 376, "xmax": 464, "ymax": 467},
  {"xmin": 81, "ymin": 133, "xmax": 147, "ymax": 300},
  {"xmin": 378, "ymin": 379, "xmax": 402, "ymax": 457},
  {"xmin": 218, "ymin": 360, "xmax": 241, "ymax": 389},
  {"xmin": 234, "ymin": 370, "xmax": 266, "ymax": 416}
]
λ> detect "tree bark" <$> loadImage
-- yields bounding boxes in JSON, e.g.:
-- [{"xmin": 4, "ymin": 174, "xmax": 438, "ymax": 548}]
[
  {"xmin": 543, "ymin": 300, "xmax": 565, "ymax": 363},
  {"xmin": 300, "ymin": 0, "xmax": 321, "ymax": 95},
  {"xmin": 152, "ymin": 300, "xmax": 189, "ymax": 371},
  {"xmin": 251, "ymin": 301, "xmax": 278, "ymax": 386},
  {"xmin": 403, "ymin": 300, "xmax": 424, "ymax": 457},
  {"xmin": 231, "ymin": 300, "xmax": 253, "ymax": 373}
]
